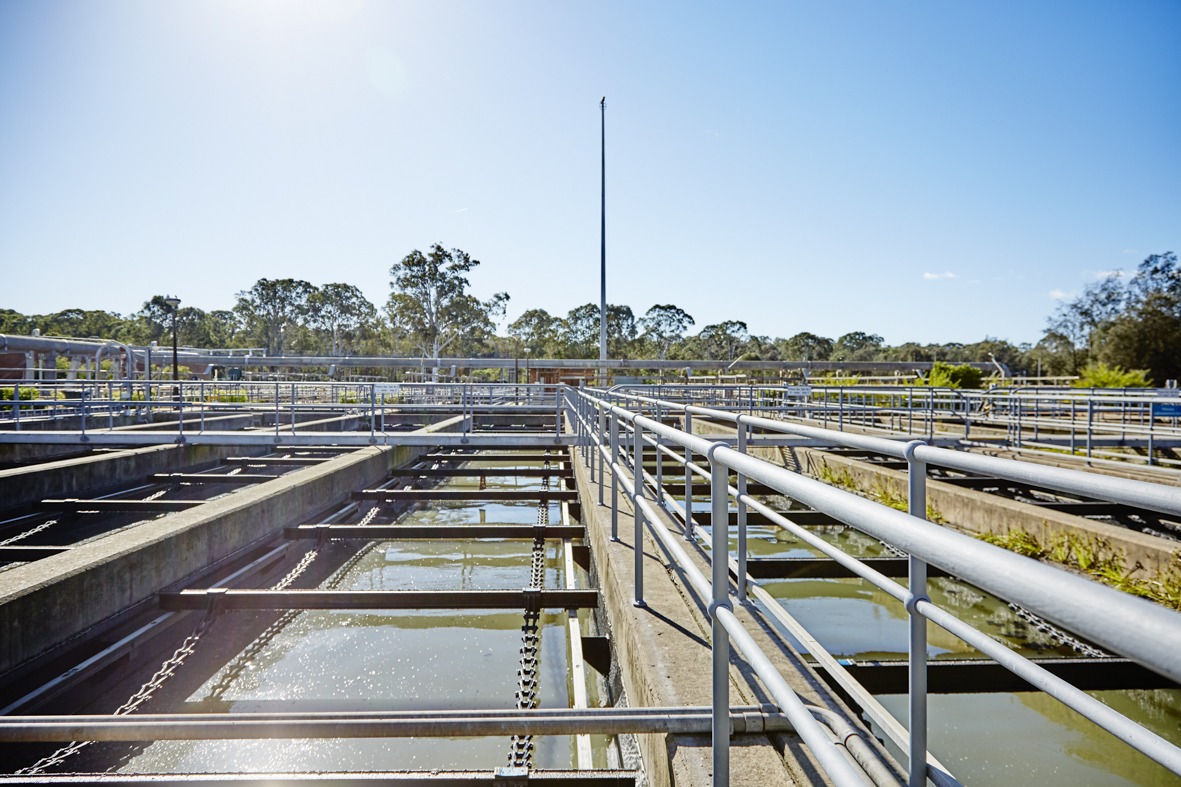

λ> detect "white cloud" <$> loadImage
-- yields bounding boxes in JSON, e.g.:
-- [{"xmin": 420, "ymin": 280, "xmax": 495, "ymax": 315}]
[
  {"xmin": 923, "ymin": 272, "xmax": 956, "ymax": 280},
  {"xmin": 1049, "ymin": 289, "xmax": 1068, "ymax": 299},
  {"xmin": 1123, "ymin": 248, "xmax": 1139, "ymax": 255},
  {"xmin": 1091, "ymin": 269, "xmax": 1127, "ymax": 279},
  {"xmin": 454, "ymin": 208, "xmax": 468, "ymax": 213}
]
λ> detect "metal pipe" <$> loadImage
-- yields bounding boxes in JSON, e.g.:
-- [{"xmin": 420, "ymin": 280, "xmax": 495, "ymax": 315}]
[
  {"xmin": 610, "ymin": 412, "xmax": 619, "ymax": 541},
  {"xmin": 634, "ymin": 420, "xmax": 645, "ymax": 607},
  {"xmin": 684, "ymin": 410, "xmax": 695, "ymax": 541},
  {"xmin": 0, "ymin": 707, "xmax": 800, "ymax": 743},
  {"xmin": 905, "ymin": 441, "xmax": 928, "ymax": 787},
  {"xmin": 710, "ymin": 452, "xmax": 731, "ymax": 787},
  {"xmin": 735, "ymin": 416, "xmax": 747, "ymax": 603},
  {"xmin": 810, "ymin": 707, "xmax": 905, "ymax": 787}
]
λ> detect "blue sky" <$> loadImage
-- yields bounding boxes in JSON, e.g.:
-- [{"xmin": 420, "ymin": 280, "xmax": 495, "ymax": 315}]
[{"xmin": 0, "ymin": 0, "xmax": 1177, "ymax": 346}]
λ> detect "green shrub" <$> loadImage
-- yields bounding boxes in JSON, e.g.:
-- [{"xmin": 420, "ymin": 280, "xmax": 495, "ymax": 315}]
[
  {"xmin": 0, "ymin": 386, "xmax": 35, "ymax": 412},
  {"xmin": 920, "ymin": 362, "xmax": 984, "ymax": 389},
  {"xmin": 1073, "ymin": 362, "xmax": 1152, "ymax": 388}
]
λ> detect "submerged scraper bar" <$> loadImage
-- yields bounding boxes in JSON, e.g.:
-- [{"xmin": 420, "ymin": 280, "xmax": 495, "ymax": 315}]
[
  {"xmin": 283, "ymin": 525, "xmax": 585, "ymax": 540},
  {"xmin": 148, "ymin": 473, "xmax": 277, "ymax": 485},
  {"xmin": 389, "ymin": 468, "xmax": 573, "ymax": 477},
  {"xmin": 159, "ymin": 588, "xmax": 599, "ymax": 610},
  {"xmin": 0, "ymin": 771, "xmax": 634, "ymax": 786},
  {"xmin": 36, "ymin": 499, "xmax": 204, "ymax": 513},
  {"xmin": 354, "ymin": 490, "xmax": 578, "ymax": 502}
]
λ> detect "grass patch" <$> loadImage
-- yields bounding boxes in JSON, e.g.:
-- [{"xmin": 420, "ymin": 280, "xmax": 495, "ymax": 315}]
[{"xmin": 978, "ymin": 526, "xmax": 1181, "ymax": 609}]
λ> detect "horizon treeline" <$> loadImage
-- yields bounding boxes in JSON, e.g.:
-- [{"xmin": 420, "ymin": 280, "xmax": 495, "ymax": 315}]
[{"xmin": 1, "ymin": 246, "xmax": 1176, "ymax": 383}]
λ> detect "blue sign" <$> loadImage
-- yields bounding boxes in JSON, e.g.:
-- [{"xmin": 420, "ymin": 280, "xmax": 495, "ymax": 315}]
[{"xmin": 1152, "ymin": 402, "xmax": 1181, "ymax": 418}]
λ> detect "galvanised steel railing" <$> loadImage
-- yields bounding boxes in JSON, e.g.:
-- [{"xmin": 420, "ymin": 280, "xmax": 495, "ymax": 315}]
[
  {"xmin": 614, "ymin": 383, "xmax": 1181, "ymax": 467},
  {"xmin": 566, "ymin": 386, "xmax": 1181, "ymax": 787},
  {"xmin": 0, "ymin": 381, "xmax": 567, "ymax": 443}
]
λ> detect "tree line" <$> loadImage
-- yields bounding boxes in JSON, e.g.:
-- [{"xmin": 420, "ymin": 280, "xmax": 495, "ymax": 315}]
[{"xmin": 1, "ymin": 245, "xmax": 1174, "ymax": 382}]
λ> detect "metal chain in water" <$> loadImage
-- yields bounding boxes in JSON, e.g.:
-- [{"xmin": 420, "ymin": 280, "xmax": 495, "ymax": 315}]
[
  {"xmin": 508, "ymin": 468, "xmax": 549, "ymax": 769},
  {"xmin": 2, "ymin": 482, "xmax": 173, "ymax": 549},
  {"xmin": 14, "ymin": 609, "xmax": 219, "ymax": 775},
  {"xmin": 13, "ymin": 500, "xmax": 371, "ymax": 774},
  {"xmin": 0, "ymin": 518, "xmax": 58, "ymax": 546},
  {"xmin": 205, "ymin": 504, "xmax": 383, "ymax": 702},
  {"xmin": 1007, "ymin": 603, "xmax": 1110, "ymax": 658}
]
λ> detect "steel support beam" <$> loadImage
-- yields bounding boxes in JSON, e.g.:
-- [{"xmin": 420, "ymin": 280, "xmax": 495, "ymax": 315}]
[
  {"xmin": 158, "ymin": 588, "xmax": 600, "ymax": 611},
  {"xmin": 353, "ymin": 490, "xmax": 578, "ymax": 502},
  {"xmin": 282, "ymin": 525, "xmax": 585, "ymax": 540},
  {"xmin": 36, "ymin": 499, "xmax": 203, "ymax": 513}
]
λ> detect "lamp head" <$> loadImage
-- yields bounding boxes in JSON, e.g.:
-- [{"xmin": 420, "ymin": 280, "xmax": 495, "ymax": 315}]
[{"xmin": 163, "ymin": 296, "xmax": 181, "ymax": 308}]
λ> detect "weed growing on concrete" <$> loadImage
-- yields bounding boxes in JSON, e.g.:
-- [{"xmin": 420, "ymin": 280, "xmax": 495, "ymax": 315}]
[
  {"xmin": 979, "ymin": 529, "xmax": 1043, "ymax": 557},
  {"xmin": 815, "ymin": 460, "xmax": 859, "ymax": 491},
  {"xmin": 977, "ymin": 527, "xmax": 1181, "ymax": 609},
  {"xmin": 870, "ymin": 479, "xmax": 906, "ymax": 511}
]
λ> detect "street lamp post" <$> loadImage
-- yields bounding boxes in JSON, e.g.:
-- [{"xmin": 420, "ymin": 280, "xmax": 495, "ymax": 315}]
[
  {"xmin": 163, "ymin": 297, "xmax": 181, "ymax": 386},
  {"xmin": 599, "ymin": 96, "xmax": 607, "ymax": 386}
]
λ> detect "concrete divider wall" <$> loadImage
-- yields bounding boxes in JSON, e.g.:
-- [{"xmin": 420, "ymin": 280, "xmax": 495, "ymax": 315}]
[
  {"xmin": 0, "ymin": 444, "xmax": 246, "ymax": 513},
  {"xmin": 0, "ymin": 415, "xmax": 463, "ymax": 676}
]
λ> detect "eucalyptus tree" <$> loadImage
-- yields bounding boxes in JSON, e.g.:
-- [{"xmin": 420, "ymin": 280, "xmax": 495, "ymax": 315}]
[
  {"xmin": 509, "ymin": 308, "xmax": 562, "ymax": 356},
  {"xmin": 233, "ymin": 278, "xmax": 316, "ymax": 356},
  {"xmin": 387, "ymin": 243, "xmax": 508, "ymax": 377},
  {"xmin": 697, "ymin": 320, "xmax": 749, "ymax": 362},
  {"xmin": 780, "ymin": 331, "xmax": 834, "ymax": 362},
  {"xmin": 639, "ymin": 304, "xmax": 695, "ymax": 360},
  {"xmin": 307, "ymin": 283, "xmax": 377, "ymax": 357},
  {"xmin": 1096, "ymin": 252, "xmax": 1180, "ymax": 384},
  {"xmin": 562, "ymin": 303, "xmax": 637, "ymax": 358},
  {"xmin": 831, "ymin": 331, "xmax": 884, "ymax": 362}
]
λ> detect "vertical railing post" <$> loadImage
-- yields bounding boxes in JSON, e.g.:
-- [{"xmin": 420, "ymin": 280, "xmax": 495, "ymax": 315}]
[
  {"xmin": 79, "ymin": 387, "xmax": 87, "ymax": 440},
  {"xmin": 655, "ymin": 401, "xmax": 663, "ymax": 491},
  {"xmin": 709, "ymin": 448, "xmax": 731, "ymax": 787},
  {"xmin": 1087, "ymin": 399, "xmax": 1094, "ymax": 459},
  {"xmin": 610, "ymin": 411, "xmax": 620, "ymax": 541},
  {"xmin": 200, "ymin": 382, "xmax": 205, "ymax": 434},
  {"xmin": 1070, "ymin": 398, "xmax": 1076, "ymax": 455},
  {"xmin": 633, "ymin": 419, "xmax": 646, "ymax": 608},
  {"xmin": 736, "ymin": 416, "xmax": 748, "ymax": 604},
  {"xmin": 12, "ymin": 380, "xmax": 19, "ymax": 431},
  {"xmin": 904, "ymin": 440, "xmax": 929, "ymax": 787},
  {"xmin": 274, "ymin": 382, "xmax": 280, "ymax": 438},
  {"xmin": 684, "ymin": 410, "xmax": 695, "ymax": 541},
  {"xmin": 555, "ymin": 384, "xmax": 562, "ymax": 443},
  {"xmin": 370, "ymin": 383, "xmax": 376, "ymax": 440},
  {"xmin": 598, "ymin": 403, "xmax": 606, "ymax": 506},
  {"xmin": 291, "ymin": 382, "xmax": 296, "ymax": 435}
]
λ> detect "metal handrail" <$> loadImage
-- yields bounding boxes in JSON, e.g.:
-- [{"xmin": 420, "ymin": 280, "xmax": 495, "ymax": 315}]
[{"xmin": 568, "ymin": 387, "xmax": 1181, "ymax": 787}]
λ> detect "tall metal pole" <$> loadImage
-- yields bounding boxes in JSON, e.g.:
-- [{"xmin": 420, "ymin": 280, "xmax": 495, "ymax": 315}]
[
  {"xmin": 163, "ymin": 296, "xmax": 181, "ymax": 386},
  {"xmin": 599, "ymin": 97, "xmax": 607, "ymax": 384},
  {"xmin": 171, "ymin": 310, "xmax": 179, "ymax": 383}
]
